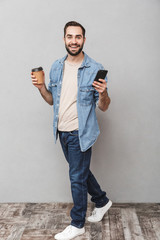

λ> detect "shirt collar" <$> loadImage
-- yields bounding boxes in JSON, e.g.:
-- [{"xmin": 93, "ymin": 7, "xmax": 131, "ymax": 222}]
[{"xmin": 59, "ymin": 52, "xmax": 90, "ymax": 68}]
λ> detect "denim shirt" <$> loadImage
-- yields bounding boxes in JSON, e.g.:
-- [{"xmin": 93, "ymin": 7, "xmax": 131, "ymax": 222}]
[{"xmin": 48, "ymin": 52, "xmax": 108, "ymax": 152}]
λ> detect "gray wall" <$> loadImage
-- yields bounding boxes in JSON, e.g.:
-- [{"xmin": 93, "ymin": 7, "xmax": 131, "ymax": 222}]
[{"xmin": 0, "ymin": 0, "xmax": 160, "ymax": 203}]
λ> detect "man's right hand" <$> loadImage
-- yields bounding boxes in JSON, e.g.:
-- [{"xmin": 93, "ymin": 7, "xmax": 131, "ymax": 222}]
[
  {"xmin": 31, "ymin": 72, "xmax": 45, "ymax": 90},
  {"xmin": 31, "ymin": 71, "xmax": 53, "ymax": 105}
]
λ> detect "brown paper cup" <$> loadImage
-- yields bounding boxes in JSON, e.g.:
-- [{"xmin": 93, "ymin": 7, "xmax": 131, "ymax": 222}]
[{"xmin": 32, "ymin": 67, "xmax": 44, "ymax": 84}]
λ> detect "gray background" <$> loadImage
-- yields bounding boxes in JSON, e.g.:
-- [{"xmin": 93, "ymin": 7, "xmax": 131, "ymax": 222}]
[{"xmin": 0, "ymin": 0, "xmax": 160, "ymax": 203}]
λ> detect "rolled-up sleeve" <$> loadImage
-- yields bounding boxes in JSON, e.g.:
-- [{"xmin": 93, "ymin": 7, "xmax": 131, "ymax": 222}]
[
  {"xmin": 48, "ymin": 81, "xmax": 52, "ymax": 94},
  {"xmin": 48, "ymin": 63, "xmax": 55, "ymax": 93}
]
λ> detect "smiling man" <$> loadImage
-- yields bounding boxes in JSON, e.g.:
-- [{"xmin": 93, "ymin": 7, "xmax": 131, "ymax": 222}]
[
  {"xmin": 65, "ymin": 30, "xmax": 84, "ymax": 56},
  {"xmin": 32, "ymin": 21, "xmax": 112, "ymax": 240}
]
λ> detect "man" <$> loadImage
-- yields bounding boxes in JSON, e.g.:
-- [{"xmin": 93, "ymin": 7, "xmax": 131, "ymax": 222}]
[{"xmin": 31, "ymin": 21, "xmax": 112, "ymax": 240}]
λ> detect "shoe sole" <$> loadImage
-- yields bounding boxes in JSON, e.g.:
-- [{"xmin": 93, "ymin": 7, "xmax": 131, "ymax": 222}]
[
  {"xmin": 54, "ymin": 229, "xmax": 85, "ymax": 240},
  {"xmin": 87, "ymin": 200, "xmax": 112, "ymax": 223}
]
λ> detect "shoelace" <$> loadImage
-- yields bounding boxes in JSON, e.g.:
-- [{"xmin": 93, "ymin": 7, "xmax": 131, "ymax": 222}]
[
  {"xmin": 63, "ymin": 225, "xmax": 73, "ymax": 234},
  {"xmin": 92, "ymin": 209, "xmax": 97, "ymax": 216}
]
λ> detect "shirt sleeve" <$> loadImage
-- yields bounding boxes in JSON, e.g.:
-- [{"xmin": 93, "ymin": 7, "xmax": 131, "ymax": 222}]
[
  {"xmin": 48, "ymin": 80, "xmax": 52, "ymax": 94},
  {"xmin": 48, "ymin": 62, "xmax": 56, "ymax": 93}
]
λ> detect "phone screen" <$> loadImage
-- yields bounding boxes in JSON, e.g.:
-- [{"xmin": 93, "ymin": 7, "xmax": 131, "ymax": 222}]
[{"xmin": 94, "ymin": 70, "xmax": 108, "ymax": 82}]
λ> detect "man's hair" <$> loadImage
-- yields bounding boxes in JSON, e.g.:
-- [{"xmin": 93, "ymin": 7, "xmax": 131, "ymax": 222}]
[{"xmin": 64, "ymin": 21, "xmax": 86, "ymax": 37}]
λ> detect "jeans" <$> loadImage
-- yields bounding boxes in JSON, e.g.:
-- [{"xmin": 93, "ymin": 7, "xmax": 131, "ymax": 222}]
[{"xmin": 58, "ymin": 130, "xmax": 109, "ymax": 228}]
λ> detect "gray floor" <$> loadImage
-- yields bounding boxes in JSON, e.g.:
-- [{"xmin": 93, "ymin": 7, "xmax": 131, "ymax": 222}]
[{"xmin": 0, "ymin": 202, "xmax": 160, "ymax": 240}]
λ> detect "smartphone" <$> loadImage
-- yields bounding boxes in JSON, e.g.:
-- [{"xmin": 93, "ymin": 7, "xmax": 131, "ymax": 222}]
[{"xmin": 94, "ymin": 70, "xmax": 108, "ymax": 83}]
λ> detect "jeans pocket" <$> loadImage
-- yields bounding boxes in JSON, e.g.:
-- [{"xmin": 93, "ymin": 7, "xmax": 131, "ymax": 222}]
[{"xmin": 69, "ymin": 130, "xmax": 79, "ymax": 136}]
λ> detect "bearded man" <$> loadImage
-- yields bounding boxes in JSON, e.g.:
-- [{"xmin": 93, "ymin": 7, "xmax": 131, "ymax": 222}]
[{"xmin": 32, "ymin": 21, "xmax": 112, "ymax": 240}]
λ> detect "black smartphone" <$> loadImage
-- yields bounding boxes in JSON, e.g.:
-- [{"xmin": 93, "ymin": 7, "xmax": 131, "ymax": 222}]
[{"xmin": 94, "ymin": 70, "xmax": 108, "ymax": 83}]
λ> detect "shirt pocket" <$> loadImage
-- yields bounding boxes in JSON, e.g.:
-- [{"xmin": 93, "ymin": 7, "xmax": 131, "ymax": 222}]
[{"xmin": 79, "ymin": 86, "xmax": 94, "ymax": 106}]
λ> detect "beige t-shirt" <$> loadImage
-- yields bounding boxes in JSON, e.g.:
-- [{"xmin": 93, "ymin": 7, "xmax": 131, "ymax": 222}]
[{"xmin": 58, "ymin": 60, "xmax": 82, "ymax": 131}]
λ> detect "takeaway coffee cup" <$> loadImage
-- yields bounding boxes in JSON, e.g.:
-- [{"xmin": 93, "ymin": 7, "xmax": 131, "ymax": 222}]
[{"xmin": 32, "ymin": 67, "xmax": 44, "ymax": 84}]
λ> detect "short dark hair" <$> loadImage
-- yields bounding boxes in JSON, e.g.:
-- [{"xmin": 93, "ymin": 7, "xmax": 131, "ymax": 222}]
[{"xmin": 64, "ymin": 21, "xmax": 86, "ymax": 37}]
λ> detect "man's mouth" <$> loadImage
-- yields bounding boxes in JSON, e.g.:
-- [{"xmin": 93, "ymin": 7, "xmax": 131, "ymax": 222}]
[
  {"xmin": 65, "ymin": 43, "xmax": 83, "ymax": 56},
  {"xmin": 69, "ymin": 45, "xmax": 79, "ymax": 49}
]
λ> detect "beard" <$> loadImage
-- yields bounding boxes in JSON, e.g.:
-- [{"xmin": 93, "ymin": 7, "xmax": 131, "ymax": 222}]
[{"xmin": 65, "ymin": 43, "xmax": 84, "ymax": 56}]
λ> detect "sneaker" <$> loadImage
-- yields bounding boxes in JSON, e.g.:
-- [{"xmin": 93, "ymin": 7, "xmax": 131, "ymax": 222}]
[
  {"xmin": 54, "ymin": 225, "xmax": 85, "ymax": 240},
  {"xmin": 87, "ymin": 200, "xmax": 112, "ymax": 222}
]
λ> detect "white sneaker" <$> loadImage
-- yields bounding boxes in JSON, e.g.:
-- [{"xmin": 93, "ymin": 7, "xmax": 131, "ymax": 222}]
[
  {"xmin": 54, "ymin": 225, "xmax": 85, "ymax": 240},
  {"xmin": 87, "ymin": 200, "xmax": 112, "ymax": 222}
]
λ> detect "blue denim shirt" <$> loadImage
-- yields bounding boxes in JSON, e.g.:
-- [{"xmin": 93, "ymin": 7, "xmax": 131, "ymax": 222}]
[{"xmin": 48, "ymin": 52, "xmax": 108, "ymax": 152}]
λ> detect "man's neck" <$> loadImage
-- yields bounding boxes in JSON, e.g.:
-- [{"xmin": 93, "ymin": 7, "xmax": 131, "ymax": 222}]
[{"xmin": 66, "ymin": 51, "xmax": 84, "ymax": 64}]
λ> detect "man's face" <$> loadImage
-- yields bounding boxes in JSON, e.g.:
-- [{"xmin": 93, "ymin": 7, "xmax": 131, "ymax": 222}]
[{"xmin": 64, "ymin": 26, "xmax": 86, "ymax": 56}]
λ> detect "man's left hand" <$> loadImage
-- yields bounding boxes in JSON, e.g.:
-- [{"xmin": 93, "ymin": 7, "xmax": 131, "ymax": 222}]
[{"xmin": 92, "ymin": 79, "xmax": 107, "ymax": 94}]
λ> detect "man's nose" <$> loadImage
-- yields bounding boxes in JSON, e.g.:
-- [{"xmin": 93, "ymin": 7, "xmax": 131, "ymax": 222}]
[{"xmin": 71, "ymin": 37, "xmax": 77, "ymax": 44}]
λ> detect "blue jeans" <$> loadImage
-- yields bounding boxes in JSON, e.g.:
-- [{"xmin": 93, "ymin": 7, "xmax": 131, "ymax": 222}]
[{"xmin": 58, "ymin": 130, "xmax": 109, "ymax": 228}]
